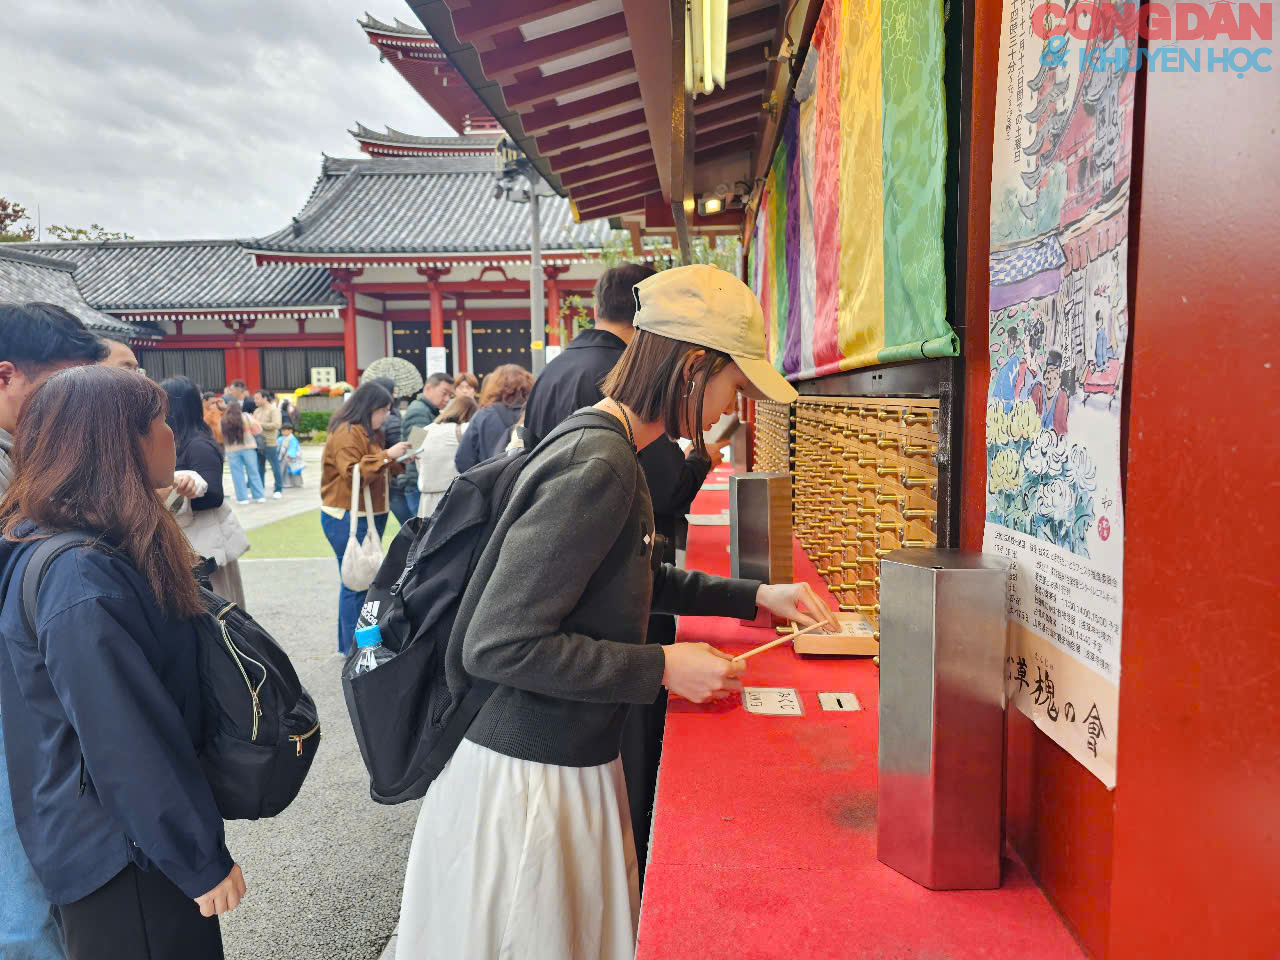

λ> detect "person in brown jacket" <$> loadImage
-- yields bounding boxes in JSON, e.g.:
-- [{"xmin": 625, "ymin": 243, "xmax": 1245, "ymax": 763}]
[{"xmin": 319, "ymin": 381, "xmax": 409, "ymax": 654}]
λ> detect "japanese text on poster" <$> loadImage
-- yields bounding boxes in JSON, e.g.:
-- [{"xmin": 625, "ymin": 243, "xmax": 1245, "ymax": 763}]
[{"xmin": 985, "ymin": 0, "xmax": 1135, "ymax": 788}]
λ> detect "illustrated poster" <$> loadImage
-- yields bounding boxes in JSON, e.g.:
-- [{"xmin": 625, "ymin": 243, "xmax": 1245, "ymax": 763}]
[{"xmin": 985, "ymin": 0, "xmax": 1135, "ymax": 787}]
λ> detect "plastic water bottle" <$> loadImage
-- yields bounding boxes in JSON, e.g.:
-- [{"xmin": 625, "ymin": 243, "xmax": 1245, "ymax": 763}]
[{"xmin": 348, "ymin": 625, "xmax": 393, "ymax": 677}]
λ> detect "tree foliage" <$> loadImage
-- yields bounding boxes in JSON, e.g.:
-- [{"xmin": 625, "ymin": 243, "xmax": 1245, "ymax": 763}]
[
  {"xmin": 0, "ymin": 197, "xmax": 36, "ymax": 242},
  {"xmin": 556, "ymin": 228, "xmax": 744, "ymax": 334},
  {"xmin": 45, "ymin": 223, "xmax": 135, "ymax": 242}
]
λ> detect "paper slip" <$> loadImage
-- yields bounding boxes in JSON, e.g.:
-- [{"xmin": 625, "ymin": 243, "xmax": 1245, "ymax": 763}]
[
  {"xmin": 743, "ymin": 687, "xmax": 804, "ymax": 716},
  {"xmin": 686, "ymin": 512, "xmax": 730, "ymax": 526},
  {"xmin": 702, "ymin": 482, "xmax": 730, "ymax": 490}
]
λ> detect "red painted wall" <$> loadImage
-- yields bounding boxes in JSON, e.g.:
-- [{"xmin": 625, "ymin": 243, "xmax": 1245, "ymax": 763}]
[
  {"xmin": 1107, "ymin": 36, "xmax": 1280, "ymax": 958},
  {"xmin": 961, "ymin": 2, "xmax": 1113, "ymax": 955},
  {"xmin": 964, "ymin": 10, "xmax": 1280, "ymax": 958}
]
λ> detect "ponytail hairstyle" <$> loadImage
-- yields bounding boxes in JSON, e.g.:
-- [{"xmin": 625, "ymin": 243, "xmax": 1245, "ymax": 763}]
[{"xmin": 0, "ymin": 365, "xmax": 202, "ymax": 619}]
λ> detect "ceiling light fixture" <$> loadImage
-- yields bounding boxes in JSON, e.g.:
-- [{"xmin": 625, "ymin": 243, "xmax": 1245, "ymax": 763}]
[{"xmin": 684, "ymin": 0, "xmax": 728, "ymax": 96}]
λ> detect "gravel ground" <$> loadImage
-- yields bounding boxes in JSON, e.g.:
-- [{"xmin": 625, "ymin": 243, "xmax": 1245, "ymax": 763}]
[{"xmin": 220, "ymin": 558, "xmax": 420, "ymax": 960}]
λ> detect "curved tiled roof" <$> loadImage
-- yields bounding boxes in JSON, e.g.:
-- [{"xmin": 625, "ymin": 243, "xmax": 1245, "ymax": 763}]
[
  {"xmin": 350, "ymin": 122, "xmax": 501, "ymax": 150},
  {"xmin": 247, "ymin": 155, "xmax": 613, "ymax": 256},
  {"xmin": 358, "ymin": 13, "xmax": 431, "ymax": 38},
  {"xmin": 0, "ymin": 248, "xmax": 141, "ymax": 337},
  {"xmin": 12, "ymin": 240, "xmax": 343, "ymax": 312}
]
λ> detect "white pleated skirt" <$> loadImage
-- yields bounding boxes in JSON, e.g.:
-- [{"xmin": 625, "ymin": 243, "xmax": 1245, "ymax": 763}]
[{"xmin": 395, "ymin": 739, "xmax": 640, "ymax": 960}]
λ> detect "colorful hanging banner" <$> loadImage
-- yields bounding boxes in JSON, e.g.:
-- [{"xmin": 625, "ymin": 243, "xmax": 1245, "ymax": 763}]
[
  {"xmin": 985, "ymin": 0, "xmax": 1136, "ymax": 789},
  {"xmin": 750, "ymin": 0, "xmax": 956, "ymax": 380}
]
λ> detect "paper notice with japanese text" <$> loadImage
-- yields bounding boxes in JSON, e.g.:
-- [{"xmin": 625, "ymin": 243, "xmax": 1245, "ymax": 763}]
[{"xmin": 985, "ymin": 0, "xmax": 1136, "ymax": 788}]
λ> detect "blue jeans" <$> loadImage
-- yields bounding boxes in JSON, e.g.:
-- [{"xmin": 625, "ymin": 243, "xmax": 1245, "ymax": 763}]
[
  {"xmin": 320, "ymin": 510, "xmax": 388, "ymax": 655},
  {"xmin": 260, "ymin": 444, "xmax": 284, "ymax": 493},
  {"xmin": 0, "ymin": 718, "xmax": 64, "ymax": 958},
  {"xmin": 388, "ymin": 485, "xmax": 419, "ymax": 526},
  {"xmin": 228, "ymin": 448, "xmax": 264, "ymax": 502}
]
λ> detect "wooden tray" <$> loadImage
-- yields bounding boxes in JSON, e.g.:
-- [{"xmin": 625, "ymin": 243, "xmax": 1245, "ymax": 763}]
[{"xmin": 790, "ymin": 612, "xmax": 880, "ymax": 657}]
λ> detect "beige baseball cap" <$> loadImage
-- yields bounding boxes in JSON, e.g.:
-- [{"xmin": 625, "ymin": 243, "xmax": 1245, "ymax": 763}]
[{"xmin": 631, "ymin": 264, "xmax": 798, "ymax": 404}]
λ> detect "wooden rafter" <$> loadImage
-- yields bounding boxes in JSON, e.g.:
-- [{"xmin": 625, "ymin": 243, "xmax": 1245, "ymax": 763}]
[
  {"xmin": 476, "ymin": 13, "xmax": 629, "ymax": 81},
  {"xmin": 445, "ymin": 0, "xmax": 585, "ymax": 45},
  {"xmin": 535, "ymin": 107, "xmax": 648, "ymax": 156},
  {"xmin": 522, "ymin": 83, "xmax": 643, "ymax": 134},
  {"xmin": 570, "ymin": 165, "xmax": 662, "ymax": 201},
  {"xmin": 693, "ymin": 73, "xmax": 769, "ymax": 113},
  {"xmin": 575, "ymin": 193, "xmax": 657, "ymax": 220},
  {"xmin": 694, "ymin": 117, "xmax": 759, "ymax": 151},
  {"xmin": 695, "ymin": 96, "xmax": 763, "ymax": 134},
  {"xmin": 549, "ymin": 130, "xmax": 651, "ymax": 173},
  {"xmin": 695, "ymin": 134, "xmax": 755, "ymax": 163},
  {"xmin": 501, "ymin": 51, "xmax": 636, "ymax": 111},
  {"xmin": 559, "ymin": 148, "xmax": 656, "ymax": 188},
  {"xmin": 726, "ymin": 6, "xmax": 781, "ymax": 50},
  {"xmin": 574, "ymin": 178, "xmax": 663, "ymax": 216}
]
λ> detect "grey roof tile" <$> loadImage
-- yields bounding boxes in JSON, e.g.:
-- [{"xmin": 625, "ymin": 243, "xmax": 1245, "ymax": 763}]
[
  {"xmin": 350, "ymin": 123, "xmax": 502, "ymax": 151},
  {"xmin": 0, "ymin": 248, "xmax": 141, "ymax": 337},
  {"xmin": 10, "ymin": 240, "xmax": 343, "ymax": 312},
  {"xmin": 247, "ymin": 155, "xmax": 613, "ymax": 255}
]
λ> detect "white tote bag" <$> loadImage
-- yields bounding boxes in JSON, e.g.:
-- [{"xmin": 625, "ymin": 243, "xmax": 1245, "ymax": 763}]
[{"xmin": 340, "ymin": 462, "xmax": 383, "ymax": 592}]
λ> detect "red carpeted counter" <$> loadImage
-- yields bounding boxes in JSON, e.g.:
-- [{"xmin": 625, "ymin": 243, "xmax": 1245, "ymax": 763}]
[{"xmin": 636, "ymin": 468, "xmax": 1084, "ymax": 960}]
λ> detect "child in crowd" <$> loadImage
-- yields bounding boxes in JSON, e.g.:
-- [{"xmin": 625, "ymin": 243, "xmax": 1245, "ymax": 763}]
[{"xmin": 278, "ymin": 420, "xmax": 304, "ymax": 487}]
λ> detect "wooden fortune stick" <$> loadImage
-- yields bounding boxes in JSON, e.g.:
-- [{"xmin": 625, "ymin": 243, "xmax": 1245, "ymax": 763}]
[{"xmin": 732, "ymin": 620, "xmax": 830, "ymax": 663}]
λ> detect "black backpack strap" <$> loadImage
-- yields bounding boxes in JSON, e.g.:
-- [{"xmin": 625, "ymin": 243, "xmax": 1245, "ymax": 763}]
[{"xmin": 19, "ymin": 531, "xmax": 99, "ymax": 641}]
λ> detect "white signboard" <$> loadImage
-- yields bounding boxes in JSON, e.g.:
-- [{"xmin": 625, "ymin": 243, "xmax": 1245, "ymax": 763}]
[{"xmin": 425, "ymin": 347, "xmax": 448, "ymax": 376}]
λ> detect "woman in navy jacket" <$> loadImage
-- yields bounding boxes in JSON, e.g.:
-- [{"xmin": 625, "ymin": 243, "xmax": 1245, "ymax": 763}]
[{"xmin": 0, "ymin": 365, "xmax": 245, "ymax": 959}]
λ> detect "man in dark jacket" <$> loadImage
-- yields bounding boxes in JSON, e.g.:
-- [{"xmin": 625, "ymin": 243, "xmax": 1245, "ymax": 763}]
[
  {"xmin": 399, "ymin": 372, "xmax": 455, "ymax": 516},
  {"xmin": 521, "ymin": 263, "xmax": 718, "ymax": 887}
]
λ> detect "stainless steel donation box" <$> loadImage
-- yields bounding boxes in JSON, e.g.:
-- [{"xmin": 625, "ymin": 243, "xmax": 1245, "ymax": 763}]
[
  {"xmin": 877, "ymin": 548, "xmax": 1010, "ymax": 890},
  {"xmin": 729, "ymin": 472, "xmax": 793, "ymax": 585}
]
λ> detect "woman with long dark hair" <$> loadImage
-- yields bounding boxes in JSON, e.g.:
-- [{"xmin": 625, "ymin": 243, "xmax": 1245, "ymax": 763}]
[
  {"xmin": 320, "ymin": 381, "xmax": 410, "ymax": 654},
  {"xmin": 394, "ymin": 266, "xmax": 836, "ymax": 959},
  {"xmin": 0, "ymin": 365, "xmax": 245, "ymax": 960},
  {"xmin": 221, "ymin": 399, "xmax": 263, "ymax": 503},
  {"xmin": 162, "ymin": 376, "xmax": 250, "ymax": 606}
]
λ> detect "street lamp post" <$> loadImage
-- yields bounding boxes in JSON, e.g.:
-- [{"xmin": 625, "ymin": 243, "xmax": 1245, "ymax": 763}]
[{"xmin": 495, "ymin": 138, "xmax": 550, "ymax": 376}]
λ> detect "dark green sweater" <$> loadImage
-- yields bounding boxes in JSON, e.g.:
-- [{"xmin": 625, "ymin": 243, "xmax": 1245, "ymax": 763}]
[{"xmin": 450, "ymin": 409, "xmax": 761, "ymax": 767}]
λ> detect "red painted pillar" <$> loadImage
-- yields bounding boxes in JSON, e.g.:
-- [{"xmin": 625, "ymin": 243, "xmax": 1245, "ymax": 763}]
[
  {"xmin": 456, "ymin": 294, "xmax": 468, "ymax": 373},
  {"xmin": 223, "ymin": 347, "xmax": 240, "ymax": 384},
  {"xmin": 330, "ymin": 269, "xmax": 363, "ymax": 384},
  {"xmin": 429, "ymin": 278, "xmax": 444, "ymax": 349},
  {"xmin": 342, "ymin": 290, "xmax": 358, "ymax": 383},
  {"xmin": 418, "ymin": 267, "xmax": 451, "ymax": 350},
  {"xmin": 544, "ymin": 266, "xmax": 567, "ymax": 347}
]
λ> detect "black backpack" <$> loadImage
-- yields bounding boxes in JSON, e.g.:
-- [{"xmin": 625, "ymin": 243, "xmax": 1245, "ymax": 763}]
[
  {"xmin": 21, "ymin": 532, "xmax": 320, "ymax": 821},
  {"xmin": 343, "ymin": 412, "xmax": 612, "ymax": 804}
]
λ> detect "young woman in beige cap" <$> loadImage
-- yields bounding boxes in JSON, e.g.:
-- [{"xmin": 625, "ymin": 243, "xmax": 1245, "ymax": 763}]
[{"xmin": 395, "ymin": 264, "xmax": 837, "ymax": 960}]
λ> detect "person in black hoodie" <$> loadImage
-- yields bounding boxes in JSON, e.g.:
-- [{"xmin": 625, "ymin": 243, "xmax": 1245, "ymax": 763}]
[
  {"xmin": 453, "ymin": 363, "xmax": 533, "ymax": 472},
  {"xmin": 521, "ymin": 262, "xmax": 718, "ymax": 885},
  {"xmin": 0, "ymin": 365, "xmax": 245, "ymax": 960}
]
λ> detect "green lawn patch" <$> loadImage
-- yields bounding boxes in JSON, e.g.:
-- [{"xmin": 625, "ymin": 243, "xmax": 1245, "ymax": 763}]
[{"xmin": 246, "ymin": 508, "xmax": 402, "ymax": 559}]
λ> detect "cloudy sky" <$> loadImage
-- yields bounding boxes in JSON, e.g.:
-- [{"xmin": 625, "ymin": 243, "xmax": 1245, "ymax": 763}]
[{"xmin": 1, "ymin": 0, "xmax": 452, "ymax": 241}]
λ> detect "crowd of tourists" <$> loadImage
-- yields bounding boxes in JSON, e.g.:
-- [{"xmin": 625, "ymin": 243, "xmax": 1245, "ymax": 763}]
[{"xmin": 0, "ymin": 263, "xmax": 836, "ymax": 960}]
